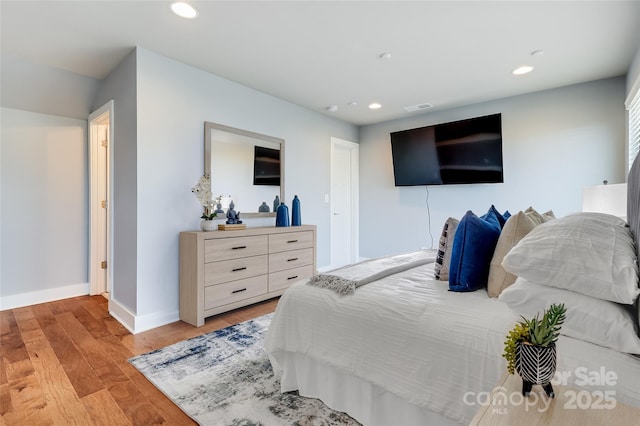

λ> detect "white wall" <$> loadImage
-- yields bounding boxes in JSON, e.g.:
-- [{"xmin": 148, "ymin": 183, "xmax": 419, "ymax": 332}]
[
  {"xmin": 1, "ymin": 108, "xmax": 88, "ymax": 309},
  {"xmin": 358, "ymin": 77, "xmax": 626, "ymax": 258},
  {"xmin": 96, "ymin": 47, "xmax": 357, "ymax": 330}
]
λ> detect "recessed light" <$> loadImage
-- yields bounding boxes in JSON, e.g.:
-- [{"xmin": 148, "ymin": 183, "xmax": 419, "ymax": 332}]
[
  {"xmin": 348, "ymin": 101, "xmax": 358, "ymax": 107},
  {"xmin": 379, "ymin": 52, "xmax": 392, "ymax": 60},
  {"xmin": 369, "ymin": 102, "xmax": 382, "ymax": 110},
  {"xmin": 171, "ymin": 1, "xmax": 198, "ymax": 19},
  {"xmin": 531, "ymin": 49, "xmax": 545, "ymax": 57},
  {"xmin": 326, "ymin": 105, "xmax": 338, "ymax": 112},
  {"xmin": 512, "ymin": 65, "xmax": 534, "ymax": 75}
]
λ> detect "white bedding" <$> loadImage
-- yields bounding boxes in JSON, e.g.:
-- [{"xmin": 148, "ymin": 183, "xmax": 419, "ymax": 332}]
[
  {"xmin": 265, "ymin": 260, "xmax": 640, "ymax": 425},
  {"xmin": 265, "ymin": 261, "xmax": 519, "ymax": 424}
]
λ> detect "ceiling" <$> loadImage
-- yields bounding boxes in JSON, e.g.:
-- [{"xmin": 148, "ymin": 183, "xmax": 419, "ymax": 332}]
[{"xmin": 2, "ymin": 1, "xmax": 639, "ymax": 125}]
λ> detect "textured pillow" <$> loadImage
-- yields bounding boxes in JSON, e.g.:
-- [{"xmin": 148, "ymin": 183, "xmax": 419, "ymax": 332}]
[
  {"xmin": 487, "ymin": 211, "xmax": 538, "ymax": 297},
  {"xmin": 499, "ymin": 278, "xmax": 640, "ymax": 354},
  {"xmin": 449, "ymin": 209, "xmax": 502, "ymax": 292},
  {"xmin": 434, "ymin": 217, "xmax": 459, "ymax": 281},
  {"xmin": 524, "ymin": 207, "xmax": 555, "ymax": 225},
  {"xmin": 502, "ymin": 213, "xmax": 640, "ymax": 304}
]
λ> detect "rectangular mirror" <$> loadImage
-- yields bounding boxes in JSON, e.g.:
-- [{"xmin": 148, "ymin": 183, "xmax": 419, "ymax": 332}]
[{"xmin": 204, "ymin": 122, "xmax": 285, "ymax": 218}]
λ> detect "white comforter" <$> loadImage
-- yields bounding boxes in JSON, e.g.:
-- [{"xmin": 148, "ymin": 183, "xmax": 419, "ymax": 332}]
[
  {"xmin": 265, "ymin": 260, "xmax": 640, "ymax": 424},
  {"xmin": 265, "ymin": 261, "xmax": 520, "ymax": 424}
]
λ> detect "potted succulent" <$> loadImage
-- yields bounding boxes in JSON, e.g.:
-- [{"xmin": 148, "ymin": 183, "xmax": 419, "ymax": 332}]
[{"xmin": 503, "ymin": 303, "xmax": 566, "ymax": 397}]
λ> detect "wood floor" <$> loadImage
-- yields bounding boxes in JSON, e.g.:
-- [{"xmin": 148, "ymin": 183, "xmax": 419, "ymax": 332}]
[{"xmin": 0, "ymin": 295, "xmax": 279, "ymax": 425}]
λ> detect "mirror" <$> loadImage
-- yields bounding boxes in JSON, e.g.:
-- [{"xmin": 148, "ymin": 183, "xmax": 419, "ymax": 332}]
[{"xmin": 204, "ymin": 122, "xmax": 284, "ymax": 218}]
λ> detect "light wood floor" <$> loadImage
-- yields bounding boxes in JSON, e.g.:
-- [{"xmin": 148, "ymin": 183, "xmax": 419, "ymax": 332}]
[{"xmin": 0, "ymin": 295, "xmax": 279, "ymax": 425}]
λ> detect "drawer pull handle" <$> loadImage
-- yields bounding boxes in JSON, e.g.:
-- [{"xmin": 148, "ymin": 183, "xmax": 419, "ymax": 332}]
[
  {"xmin": 287, "ymin": 257, "xmax": 298, "ymax": 262},
  {"xmin": 287, "ymin": 239, "xmax": 298, "ymax": 243},
  {"xmin": 232, "ymin": 288, "xmax": 247, "ymax": 294},
  {"xmin": 232, "ymin": 245, "xmax": 247, "ymax": 250},
  {"xmin": 287, "ymin": 275, "xmax": 299, "ymax": 280},
  {"xmin": 232, "ymin": 267, "xmax": 247, "ymax": 272}
]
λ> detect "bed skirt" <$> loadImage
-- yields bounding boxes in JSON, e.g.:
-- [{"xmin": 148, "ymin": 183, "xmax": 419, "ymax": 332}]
[{"xmin": 276, "ymin": 351, "xmax": 461, "ymax": 426}]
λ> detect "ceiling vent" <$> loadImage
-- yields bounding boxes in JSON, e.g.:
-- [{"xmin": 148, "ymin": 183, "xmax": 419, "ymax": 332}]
[{"xmin": 403, "ymin": 103, "xmax": 433, "ymax": 112}]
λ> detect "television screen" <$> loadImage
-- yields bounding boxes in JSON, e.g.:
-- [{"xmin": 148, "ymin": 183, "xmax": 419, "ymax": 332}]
[
  {"xmin": 390, "ymin": 113, "xmax": 503, "ymax": 186},
  {"xmin": 253, "ymin": 145, "xmax": 281, "ymax": 186}
]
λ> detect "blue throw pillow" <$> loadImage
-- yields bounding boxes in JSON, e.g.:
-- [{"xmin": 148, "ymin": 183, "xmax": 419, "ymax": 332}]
[
  {"xmin": 449, "ymin": 208, "xmax": 502, "ymax": 292},
  {"xmin": 483, "ymin": 204, "xmax": 509, "ymax": 228}
]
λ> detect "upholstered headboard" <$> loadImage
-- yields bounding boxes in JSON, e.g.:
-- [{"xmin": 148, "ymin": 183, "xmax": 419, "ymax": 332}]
[{"xmin": 628, "ymin": 154, "xmax": 640, "ymax": 258}]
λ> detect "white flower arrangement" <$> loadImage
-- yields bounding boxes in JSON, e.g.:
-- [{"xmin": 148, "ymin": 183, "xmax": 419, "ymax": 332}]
[{"xmin": 191, "ymin": 174, "xmax": 218, "ymax": 220}]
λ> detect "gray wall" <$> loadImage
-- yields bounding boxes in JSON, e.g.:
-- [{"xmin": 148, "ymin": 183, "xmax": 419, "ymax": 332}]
[
  {"xmin": 92, "ymin": 50, "xmax": 138, "ymax": 314},
  {"xmin": 358, "ymin": 77, "xmax": 627, "ymax": 259},
  {"xmin": 627, "ymin": 46, "xmax": 640, "ymax": 97},
  {"xmin": 1, "ymin": 108, "xmax": 88, "ymax": 303}
]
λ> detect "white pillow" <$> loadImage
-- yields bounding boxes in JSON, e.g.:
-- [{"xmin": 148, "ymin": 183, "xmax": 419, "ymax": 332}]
[
  {"xmin": 499, "ymin": 278, "xmax": 640, "ymax": 354},
  {"xmin": 502, "ymin": 212, "xmax": 639, "ymax": 304}
]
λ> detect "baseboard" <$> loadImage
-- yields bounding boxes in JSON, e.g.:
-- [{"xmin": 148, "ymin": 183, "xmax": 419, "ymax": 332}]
[
  {"xmin": 134, "ymin": 309, "xmax": 180, "ymax": 334},
  {"xmin": 0, "ymin": 282, "xmax": 89, "ymax": 311},
  {"xmin": 108, "ymin": 298, "xmax": 136, "ymax": 334},
  {"xmin": 108, "ymin": 298, "xmax": 180, "ymax": 335}
]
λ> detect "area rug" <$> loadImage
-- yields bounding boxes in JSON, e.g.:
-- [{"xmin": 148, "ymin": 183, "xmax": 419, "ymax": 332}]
[{"xmin": 129, "ymin": 313, "xmax": 359, "ymax": 425}]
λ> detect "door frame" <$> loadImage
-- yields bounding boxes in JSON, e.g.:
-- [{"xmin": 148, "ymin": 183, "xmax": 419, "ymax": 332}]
[
  {"xmin": 88, "ymin": 100, "xmax": 114, "ymax": 296},
  {"xmin": 330, "ymin": 137, "xmax": 359, "ymax": 267}
]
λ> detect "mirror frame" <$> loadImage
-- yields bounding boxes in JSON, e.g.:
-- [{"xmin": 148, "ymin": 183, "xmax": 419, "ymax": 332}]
[{"xmin": 204, "ymin": 121, "xmax": 285, "ymax": 218}]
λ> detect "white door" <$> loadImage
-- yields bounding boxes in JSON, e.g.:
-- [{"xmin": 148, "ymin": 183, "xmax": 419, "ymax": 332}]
[
  {"xmin": 330, "ymin": 138, "xmax": 359, "ymax": 268},
  {"xmin": 88, "ymin": 101, "xmax": 114, "ymax": 296}
]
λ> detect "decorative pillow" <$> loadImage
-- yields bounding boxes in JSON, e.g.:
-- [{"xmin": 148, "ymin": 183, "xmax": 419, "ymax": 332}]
[
  {"xmin": 499, "ymin": 278, "xmax": 640, "ymax": 354},
  {"xmin": 449, "ymin": 208, "xmax": 502, "ymax": 292},
  {"xmin": 434, "ymin": 217, "xmax": 459, "ymax": 281},
  {"xmin": 484, "ymin": 204, "xmax": 509, "ymax": 228},
  {"xmin": 524, "ymin": 207, "xmax": 555, "ymax": 225},
  {"xmin": 487, "ymin": 211, "xmax": 538, "ymax": 297},
  {"xmin": 502, "ymin": 213, "xmax": 640, "ymax": 304}
]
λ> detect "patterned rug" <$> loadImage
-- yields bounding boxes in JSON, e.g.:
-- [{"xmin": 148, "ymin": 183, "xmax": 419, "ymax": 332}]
[{"xmin": 129, "ymin": 313, "xmax": 360, "ymax": 426}]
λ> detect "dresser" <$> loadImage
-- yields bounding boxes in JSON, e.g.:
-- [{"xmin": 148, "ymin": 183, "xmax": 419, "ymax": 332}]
[{"xmin": 179, "ymin": 225, "xmax": 317, "ymax": 326}]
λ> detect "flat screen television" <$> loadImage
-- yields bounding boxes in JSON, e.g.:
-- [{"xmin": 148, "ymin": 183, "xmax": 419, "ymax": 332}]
[
  {"xmin": 253, "ymin": 145, "xmax": 281, "ymax": 186},
  {"xmin": 390, "ymin": 113, "xmax": 503, "ymax": 186}
]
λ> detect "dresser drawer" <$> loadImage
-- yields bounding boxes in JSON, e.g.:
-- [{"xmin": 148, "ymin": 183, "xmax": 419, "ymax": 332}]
[
  {"xmin": 269, "ymin": 265, "xmax": 313, "ymax": 292},
  {"xmin": 269, "ymin": 247, "xmax": 313, "ymax": 273},
  {"xmin": 269, "ymin": 231, "xmax": 314, "ymax": 253},
  {"xmin": 204, "ymin": 275, "xmax": 268, "ymax": 310},
  {"xmin": 205, "ymin": 255, "xmax": 268, "ymax": 286},
  {"xmin": 205, "ymin": 235, "xmax": 268, "ymax": 262}
]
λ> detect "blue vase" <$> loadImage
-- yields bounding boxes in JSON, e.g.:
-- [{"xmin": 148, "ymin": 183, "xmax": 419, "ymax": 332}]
[
  {"xmin": 276, "ymin": 202, "xmax": 290, "ymax": 227},
  {"xmin": 273, "ymin": 195, "xmax": 280, "ymax": 214},
  {"xmin": 292, "ymin": 195, "xmax": 301, "ymax": 226}
]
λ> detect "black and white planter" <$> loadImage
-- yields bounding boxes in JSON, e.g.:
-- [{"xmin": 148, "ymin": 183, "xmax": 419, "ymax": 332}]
[{"xmin": 515, "ymin": 342, "xmax": 557, "ymax": 397}]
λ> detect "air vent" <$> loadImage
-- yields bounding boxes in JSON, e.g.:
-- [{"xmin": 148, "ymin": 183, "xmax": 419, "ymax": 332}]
[{"xmin": 403, "ymin": 103, "xmax": 433, "ymax": 112}]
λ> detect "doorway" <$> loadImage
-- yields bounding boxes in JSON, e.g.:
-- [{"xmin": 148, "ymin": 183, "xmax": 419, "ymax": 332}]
[
  {"xmin": 330, "ymin": 138, "xmax": 359, "ymax": 268},
  {"xmin": 88, "ymin": 101, "xmax": 114, "ymax": 297}
]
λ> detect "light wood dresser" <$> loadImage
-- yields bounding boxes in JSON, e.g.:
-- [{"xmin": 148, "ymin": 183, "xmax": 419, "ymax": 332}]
[{"xmin": 179, "ymin": 225, "xmax": 317, "ymax": 326}]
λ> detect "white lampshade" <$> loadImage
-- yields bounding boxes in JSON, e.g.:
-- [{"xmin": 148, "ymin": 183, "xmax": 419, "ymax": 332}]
[{"xmin": 582, "ymin": 183, "xmax": 627, "ymax": 220}]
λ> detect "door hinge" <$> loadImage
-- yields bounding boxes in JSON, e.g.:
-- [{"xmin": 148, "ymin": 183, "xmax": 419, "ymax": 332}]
[
  {"xmin": 101, "ymin": 200, "xmax": 108, "ymax": 209},
  {"xmin": 101, "ymin": 261, "xmax": 107, "ymax": 269},
  {"xmin": 101, "ymin": 139, "xmax": 108, "ymax": 148}
]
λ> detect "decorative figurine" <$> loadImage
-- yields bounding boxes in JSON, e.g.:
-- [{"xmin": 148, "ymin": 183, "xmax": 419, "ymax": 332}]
[
  {"xmin": 226, "ymin": 201, "xmax": 243, "ymax": 224},
  {"xmin": 259, "ymin": 202, "xmax": 270, "ymax": 213},
  {"xmin": 214, "ymin": 201, "xmax": 224, "ymax": 214},
  {"xmin": 273, "ymin": 195, "xmax": 280, "ymax": 214}
]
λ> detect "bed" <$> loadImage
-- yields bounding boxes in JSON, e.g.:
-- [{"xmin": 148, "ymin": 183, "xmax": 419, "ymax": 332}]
[{"xmin": 265, "ymin": 157, "xmax": 640, "ymax": 425}]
